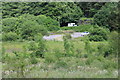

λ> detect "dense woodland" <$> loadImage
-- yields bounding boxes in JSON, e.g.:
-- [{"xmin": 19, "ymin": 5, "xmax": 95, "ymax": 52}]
[
  {"xmin": 1, "ymin": 2, "xmax": 119, "ymax": 78},
  {"xmin": 2, "ymin": 2, "xmax": 119, "ymax": 28}
]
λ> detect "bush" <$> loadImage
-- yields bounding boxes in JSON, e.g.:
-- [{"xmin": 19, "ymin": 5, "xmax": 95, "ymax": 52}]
[
  {"xmin": 55, "ymin": 60, "xmax": 68, "ymax": 68},
  {"xmin": 2, "ymin": 32, "xmax": 19, "ymax": 41},
  {"xmin": 36, "ymin": 15, "xmax": 60, "ymax": 31},
  {"xmin": 75, "ymin": 49, "xmax": 82, "ymax": 58},
  {"xmin": 29, "ymin": 33, "xmax": 47, "ymax": 58},
  {"xmin": 97, "ymin": 43, "xmax": 106, "ymax": 56},
  {"xmin": 44, "ymin": 52, "xmax": 57, "ymax": 63},
  {"xmin": 3, "ymin": 52, "xmax": 31, "ymax": 77},
  {"xmin": 108, "ymin": 31, "xmax": 119, "ymax": 57},
  {"xmin": 63, "ymin": 35, "xmax": 74, "ymax": 56},
  {"xmin": 19, "ymin": 20, "xmax": 48, "ymax": 40},
  {"xmin": 2, "ymin": 17, "xmax": 18, "ymax": 32},
  {"xmin": 89, "ymin": 35, "xmax": 104, "ymax": 41},
  {"xmin": 3, "ymin": 14, "xmax": 60, "ymax": 41},
  {"xmin": 89, "ymin": 27, "xmax": 110, "ymax": 41},
  {"xmin": 28, "ymin": 41, "xmax": 37, "ymax": 51},
  {"xmin": 64, "ymin": 33, "xmax": 72, "ymax": 39},
  {"xmin": 104, "ymin": 48, "xmax": 112, "ymax": 58},
  {"xmin": 30, "ymin": 54, "xmax": 38, "ymax": 64},
  {"xmin": 84, "ymin": 40, "xmax": 92, "ymax": 54},
  {"xmin": 53, "ymin": 49, "xmax": 64, "ymax": 60}
]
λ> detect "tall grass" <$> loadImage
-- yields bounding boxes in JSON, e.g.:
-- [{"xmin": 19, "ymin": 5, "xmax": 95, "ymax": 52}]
[{"xmin": 2, "ymin": 40, "xmax": 118, "ymax": 78}]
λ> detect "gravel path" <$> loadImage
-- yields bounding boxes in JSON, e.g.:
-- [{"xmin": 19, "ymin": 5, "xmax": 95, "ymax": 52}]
[{"xmin": 43, "ymin": 32, "xmax": 89, "ymax": 41}]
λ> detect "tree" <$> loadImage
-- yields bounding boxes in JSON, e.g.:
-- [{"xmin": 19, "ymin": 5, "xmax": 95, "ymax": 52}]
[
  {"xmin": 2, "ymin": 2, "xmax": 30, "ymax": 18},
  {"xmin": 29, "ymin": 33, "xmax": 47, "ymax": 58},
  {"xmin": 63, "ymin": 34, "xmax": 74, "ymax": 56},
  {"xmin": 94, "ymin": 2, "xmax": 119, "ymax": 31},
  {"xmin": 2, "ymin": 17, "xmax": 19, "ymax": 32},
  {"xmin": 89, "ymin": 26, "xmax": 110, "ymax": 41},
  {"xmin": 3, "ymin": 14, "xmax": 58, "ymax": 40},
  {"xmin": 2, "ymin": 2, "xmax": 83, "ymax": 26},
  {"xmin": 28, "ymin": 2, "xmax": 83, "ymax": 26},
  {"xmin": 2, "ymin": 32, "xmax": 19, "ymax": 41},
  {"xmin": 77, "ymin": 2, "xmax": 105, "ymax": 17},
  {"xmin": 35, "ymin": 15, "xmax": 60, "ymax": 31},
  {"xmin": 18, "ymin": 19, "xmax": 48, "ymax": 40}
]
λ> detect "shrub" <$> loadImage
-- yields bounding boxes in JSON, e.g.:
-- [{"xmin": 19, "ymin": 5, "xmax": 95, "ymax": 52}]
[
  {"xmin": 84, "ymin": 40, "xmax": 92, "ymax": 54},
  {"xmin": 2, "ymin": 32, "xmax": 19, "ymax": 41},
  {"xmin": 30, "ymin": 54, "xmax": 38, "ymax": 64},
  {"xmin": 28, "ymin": 41, "xmax": 37, "ymax": 51},
  {"xmin": 19, "ymin": 20, "xmax": 48, "ymax": 40},
  {"xmin": 44, "ymin": 49, "xmax": 64, "ymax": 64},
  {"xmin": 75, "ymin": 49, "xmax": 82, "ymax": 58},
  {"xmin": 97, "ymin": 43, "xmax": 106, "ymax": 56},
  {"xmin": 104, "ymin": 48, "xmax": 112, "ymax": 58},
  {"xmin": 44, "ymin": 52, "xmax": 57, "ymax": 63},
  {"xmin": 89, "ymin": 35, "xmax": 104, "ymax": 41},
  {"xmin": 82, "ymin": 53, "xmax": 88, "ymax": 58},
  {"xmin": 2, "ymin": 14, "xmax": 60, "ymax": 41},
  {"xmin": 53, "ymin": 49, "xmax": 64, "ymax": 60},
  {"xmin": 76, "ymin": 59, "xmax": 86, "ymax": 66},
  {"xmin": 55, "ymin": 60, "xmax": 68, "ymax": 68},
  {"xmin": 36, "ymin": 15, "xmax": 60, "ymax": 31},
  {"xmin": 28, "ymin": 33, "xmax": 47, "ymax": 58},
  {"xmin": 3, "ymin": 52, "xmax": 31, "ymax": 77},
  {"xmin": 2, "ymin": 17, "xmax": 18, "ymax": 32},
  {"xmin": 18, "ymin": 14, "xmax": 36, "ymax": 21},
  {"xmin": 63, "ymin": 35, "xmax": 74, "ymax": 56},
  {"xmin": 89, "ymin": 27, "xmax": 110, "ymax": 41},
  {"xmin": 108, "ymin": 31, "xmax": 119, "ymax": 57},
  {"xmin": 64, "ymin": 33, "xmax": 72, "ymax": 39}
]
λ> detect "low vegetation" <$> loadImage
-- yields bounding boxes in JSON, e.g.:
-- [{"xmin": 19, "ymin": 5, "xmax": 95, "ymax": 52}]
[{"xmin": 2, "ymin": 32, "xmax": 118, "ymax": 78}]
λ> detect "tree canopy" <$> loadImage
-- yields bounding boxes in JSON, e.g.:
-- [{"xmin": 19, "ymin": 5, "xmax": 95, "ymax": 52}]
[
  {"xmin": 94, "ymin": 2, "xmax": 119, "ymax": 31},
  {"xmin": 2, "ymin": 2, "xmax": 83, "ymax": 26},
  {"xmin": 2, "ymin": 14, "xmax": 60, "ymax": 40},
  {"xmin": 2, "ymin": 2, "xmax": 119, "ymax": 30}
]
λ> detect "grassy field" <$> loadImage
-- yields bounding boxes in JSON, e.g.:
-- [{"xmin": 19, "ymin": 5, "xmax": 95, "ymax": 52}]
[
  {"xmin": 3, "ymin": 40, "xmax": 108, "ymax": 53},
  {"xmin": 2, "ymin": 56, "xmax": 118, "ymax": 78},
  {"xmin": 2, "ymin": 40, "xmax": 118, "ymax": 78}
]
